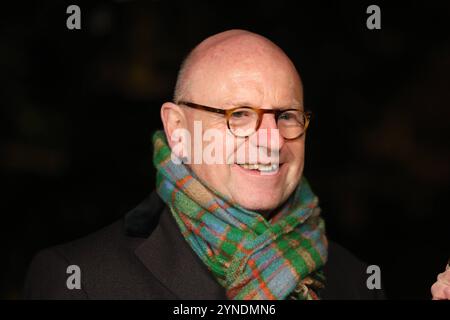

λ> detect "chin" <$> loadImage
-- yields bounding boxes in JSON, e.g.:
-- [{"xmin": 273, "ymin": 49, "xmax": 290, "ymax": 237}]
[{"xmin": 232, "ymin": 192, "xmax": 283, "ymax": 212}]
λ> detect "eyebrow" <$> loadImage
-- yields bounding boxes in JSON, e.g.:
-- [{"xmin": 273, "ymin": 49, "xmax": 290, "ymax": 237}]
[
  {"xmin": 224, "ymin": 100, "xmax": 303, "ymax": 110},
  {"xmin": 223, "ymin": 100, "xmax": 255, "ymax": 109}
]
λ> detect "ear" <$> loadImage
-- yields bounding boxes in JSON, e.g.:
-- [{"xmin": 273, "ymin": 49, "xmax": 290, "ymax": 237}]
[{"xmin": 160, "ymin": 102, "xmax": 187, "ymax": 149}]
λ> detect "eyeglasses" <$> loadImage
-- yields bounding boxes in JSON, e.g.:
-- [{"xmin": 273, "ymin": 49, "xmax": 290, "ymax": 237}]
[{"xmin": 176, "ymin": 100, "xmax": 312, "ymax": 139}]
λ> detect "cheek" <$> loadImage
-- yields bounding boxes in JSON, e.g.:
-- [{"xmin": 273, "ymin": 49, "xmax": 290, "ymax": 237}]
[
  {"xmin": 190, "ymin": 163, "xmax": 231, "ymax": 189},
  {"xmin": 290, "ymin": 141, "xmax": 305, "ymax": 165},
  {"xmin": 296, "ymin": 148, "xmax": 305, "ymax": 166},
  {"xmin": 285, "ymin": 141, "xmax": 305, "ymax": 183}
]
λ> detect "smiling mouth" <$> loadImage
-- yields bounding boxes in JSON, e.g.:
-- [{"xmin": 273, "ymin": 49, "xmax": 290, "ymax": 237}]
[{"xmin": 235, "ymin": 163, "xmax": 280, "ymax": 173}]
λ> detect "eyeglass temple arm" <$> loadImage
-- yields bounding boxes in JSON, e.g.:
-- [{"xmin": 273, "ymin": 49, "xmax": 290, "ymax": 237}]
[{"xmin": 177, "ymin": 101, "xmax": 227, "ymax": 115}]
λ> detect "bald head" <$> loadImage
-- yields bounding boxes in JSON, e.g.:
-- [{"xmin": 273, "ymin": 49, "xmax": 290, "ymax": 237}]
[{"xmin": 174, "ymin": 29, "xmax": 302, "ymax": 104}]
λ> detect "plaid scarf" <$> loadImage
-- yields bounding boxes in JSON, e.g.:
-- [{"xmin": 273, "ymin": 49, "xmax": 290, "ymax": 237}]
[{"xmin": 152, "ymin": 130, "xmax": 328, "ymax": 300}]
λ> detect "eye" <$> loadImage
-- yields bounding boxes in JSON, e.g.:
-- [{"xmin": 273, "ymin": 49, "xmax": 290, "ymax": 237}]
[
  {"xmin": 278, "ymin": 110, "xmax": 305, "ymax": 125},
  {"xmin": 279, "ymin": 112, "xmax": 294, "ymax": 120},
  {"xmin": 231, "ymin": 110, "xmax": 252, "ymax": 118}
]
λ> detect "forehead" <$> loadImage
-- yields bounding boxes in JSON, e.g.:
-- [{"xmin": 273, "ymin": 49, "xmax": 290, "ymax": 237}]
[{"xmin": 188, "ymin": 54, "xmax": 303, "ymax": 107}]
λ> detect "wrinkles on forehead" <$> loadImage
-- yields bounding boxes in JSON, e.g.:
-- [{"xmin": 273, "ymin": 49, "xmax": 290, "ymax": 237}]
[{"xmin": 176, "ymin": 30, "xmax": 303, "ymax": 108}]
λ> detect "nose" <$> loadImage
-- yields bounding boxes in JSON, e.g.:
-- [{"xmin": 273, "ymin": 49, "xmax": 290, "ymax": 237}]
[
  {"xmin": 249, "ymin": 113, "xmax": 284, "ymax": 163},
  {"xmin": 257, "ymin": 113, "xmax": 285, "ymax": 146}
]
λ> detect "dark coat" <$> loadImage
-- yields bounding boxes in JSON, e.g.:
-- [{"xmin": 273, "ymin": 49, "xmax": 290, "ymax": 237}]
[{"xmin": 24, "ymin": 191, "xmax": 385, "ymax": 299}]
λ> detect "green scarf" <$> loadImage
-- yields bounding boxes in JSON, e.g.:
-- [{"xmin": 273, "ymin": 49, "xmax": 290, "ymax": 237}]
[{"xmin": 152, "ymin": 130, "xmax": 328, "ymax": 300}]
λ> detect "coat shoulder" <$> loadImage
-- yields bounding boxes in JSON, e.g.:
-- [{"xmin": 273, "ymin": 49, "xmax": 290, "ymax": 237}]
[
  {"xmin": 24, "ymin": 218, "xmax": 170, "ymax": 299},
  {"xmin": 24, "ymin": 192, "xmax": 167, "ymax": 299},
  {"xmin": 24, "ymin": 220, "xmax": 132, "ymax": 299},
  {"xmin": 322, "ymin": 240, "xmax": 386, "ymax": 300}
]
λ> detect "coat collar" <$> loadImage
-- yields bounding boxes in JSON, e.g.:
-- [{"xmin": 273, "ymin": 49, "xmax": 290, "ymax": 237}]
[{"xmin": 124, "ymin": 191, "xmax": 227, "ymax": 300}]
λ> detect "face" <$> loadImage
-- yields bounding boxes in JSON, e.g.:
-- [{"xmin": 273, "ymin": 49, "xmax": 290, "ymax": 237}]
[{"xmin": 166, "ymin": 39, "xmax": 305, "ymax": 214}]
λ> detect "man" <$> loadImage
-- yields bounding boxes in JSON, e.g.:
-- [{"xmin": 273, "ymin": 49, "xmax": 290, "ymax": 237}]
[{"xmin": 25, "ymin": 30, "xmax": 384, "ymax": 299}]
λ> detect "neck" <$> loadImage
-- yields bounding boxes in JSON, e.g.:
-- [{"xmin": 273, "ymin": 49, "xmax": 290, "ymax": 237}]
[{"xmin": 257, "ymin": 201, "xmax": 286, "ymax": 221}]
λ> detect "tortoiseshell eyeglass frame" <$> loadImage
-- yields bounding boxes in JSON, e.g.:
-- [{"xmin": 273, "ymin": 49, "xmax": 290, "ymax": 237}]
[{"xmin": 176, "ymin": 100, "xmax": 312, "ymax": 139}]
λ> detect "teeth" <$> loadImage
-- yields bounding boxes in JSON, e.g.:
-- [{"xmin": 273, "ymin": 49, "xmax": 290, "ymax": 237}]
[{"xmin": 238, "ymin": 163, "xmax": 279, "ymax": 172}]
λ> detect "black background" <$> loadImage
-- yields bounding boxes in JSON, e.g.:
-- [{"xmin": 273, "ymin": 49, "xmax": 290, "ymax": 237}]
[{"xmin": 1, "ymin": 0, "xmax": 449, "ymax": 299}]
